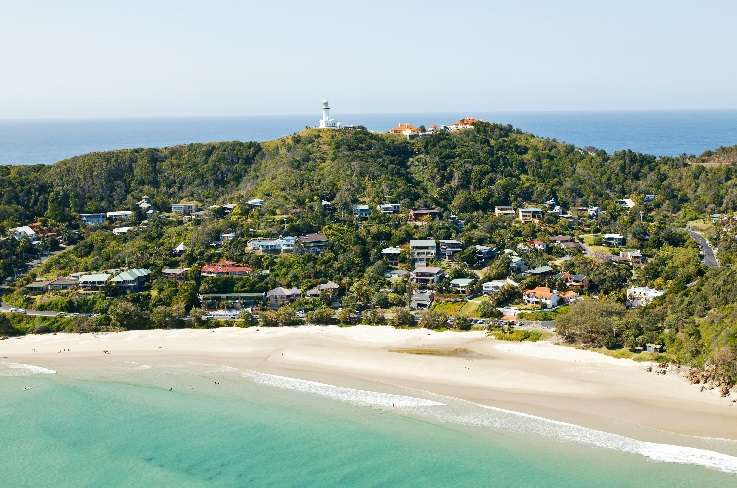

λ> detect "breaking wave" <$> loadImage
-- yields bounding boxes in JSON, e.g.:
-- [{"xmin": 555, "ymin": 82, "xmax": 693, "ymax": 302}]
[
  {"xmin": 240, "ymin": 369, "xmax": 737, "ymax": 475},
  {"xmin": 241, "ymin": 371, "xmax": 445, "ymax": 408},
  {"xmin": 0, "ymin": 362, "xmax": 56, "ymax": 376}
]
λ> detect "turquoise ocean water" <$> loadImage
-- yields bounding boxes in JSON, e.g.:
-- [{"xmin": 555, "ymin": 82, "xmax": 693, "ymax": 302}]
[
  {"xmin": 1, "ymin": 362, "xmax": 736, "ymax": 487},
  {"xmin": 1, "ymin": 110, "xmax": 736, "ymax": 164}
]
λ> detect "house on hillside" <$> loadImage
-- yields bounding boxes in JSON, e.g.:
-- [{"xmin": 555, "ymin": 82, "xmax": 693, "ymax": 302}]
[
  {"xmin": 352, "ymin": 204, "xmax": 371, "ymax": 219},
  {"xmin": 494, "ymin": 206, "xmax": 516, "ymax": 218},
  {"xmin": 199, "ymin": 292, "xmax": 265, "ymax": 311},
  {"xmin": 617, "ymin": 198, "xmax": 636, "ymax": 209},
  {"xmin": 410, "ymin": 290, "xmax": 433, "ymax": 309},
  {"xmin": 11, "ymin": 226, "xmax": 37, "ymax": 240},
  {"xmin": 162, "ymin": 268, "xmax": 190, "ymax": 281},
  {"xmin": 411, "ymin": 266, "xmax": 445, "ymax": 288},
  {"xmin": 474, "ymin": 245, "xmax": 497, "ymax": 262},
  {"xmin": 381, "ymin": 247, "xmax": 402, "ymax": 267},
  {"xmin": 305, "ymin": 281, "xmax": 340, "ymax": 301},
  {"xmin": 409, "ymin": 208, "xmax": 440, "ymax": 223},
  {"xmin": 249, "ymin": 237, "xmax": 295, "ymax": 254},
  {"xmin": 482, "ymin": 278, "xmax": 519, "ymax": 294},
  {"xmin": 79, "ymin": 213, "xmax": 106, "ymax": 226},
  {"xmin": 79, "ymin": 273, "xmax": 112, "ymax": 291},
  {"xmin": 25, "ymin": 280, "xmax": 50, "ymax": 294},
  {"xmin": 48, "ymin": 276, "xmax": 78, "ymax": 291},
  {"xmin": 450, "ymin": 277, "xmax": 474, "ymax": 295},
  {"xmin": 526, "ymin": 265, "xmax": 554, "ymax": 277},
  {"xmin": 111, "ymin": 268, "xmax": 151, "ymax": 292},
  {"xmin": 247, "ymin": 198, "xmax": 265, "ymax": 208},
  {"xmin": 297, "ymin": 233, "xmax": 329, "ymax": 254},
  {"xmin": 266, "ymin": 287, "xmax": 302, "ymax": 308},
  {"xmin": 201, "ymin": 260, "xmax": 252, "ymax": 277},
  {"xmin": 626, "ymin": 287, "xmax": 664, "ymax": 307},
  {"xmin": 172, "ymin": 242, "xmax": 187, "ymax": 256},
  {"xmin": 438, "ymin": 240, "xmax": 464, "ymax": 260},
  {"xmin": 409, "ymin": 239, "xmax": 437, "ymax": 265},
  {"xmin": 390, "ymin": 123, "xmax": 422, "ymax": 138},
  {"xmin": 523, "ymin": 287, "xmax": 559, "ymax": 308},
  {"xmin": 171, "ymin": 202, "xmax": 199, "ymax": 215},
  {"xmin": 562, "ymin": 272, "xmax": 590, "ymax": 290},
  {"xmin": 619, "ymin": 249, "xmax": 645, "ymax": 265},
  {"xmin": 602, "ymin": 233, "xmax": 626, "ymax": 247},
  {"xmin": 377, "ymin": 203, "xmax": 401, "ymax": 214},
  {"xmin": 509, "ymin": 255, "xmax": 527, "ymax": 274},
  {"xmin": 518, "ymin": 208, "xmax": 543, "ymax": 223},
  {"xmin": 106, "ymin": 211, "xmax": 134, "ymax": 222}
]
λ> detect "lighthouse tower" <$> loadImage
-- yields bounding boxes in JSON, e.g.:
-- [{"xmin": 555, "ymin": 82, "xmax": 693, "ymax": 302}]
[{"xmin": 318, "ymin": 99, "xmax": 339, "ymax": 129}]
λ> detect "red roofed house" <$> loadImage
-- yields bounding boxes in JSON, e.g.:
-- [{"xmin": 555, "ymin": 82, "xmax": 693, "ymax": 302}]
[
  {"xmin": 523, "ymin": 287, "xmax": 559, "ymax": 308},
  {"xmin": 559, "ymin": 290, "xmax": 580, "ymax": 304},
  {"xmin": 390, "ymin": 123, "xmax": 421, "ymax": 138},
  {"xmin": 408, "ymin": 208, "xmax": 441, "ymax": 222},
  {"xmin": 201, "ymin": 260, "xmax": 252, "ymax": 277},
  {"xmin": 452, "ymin": 117, "xmax": 479, "ymax": 129}
]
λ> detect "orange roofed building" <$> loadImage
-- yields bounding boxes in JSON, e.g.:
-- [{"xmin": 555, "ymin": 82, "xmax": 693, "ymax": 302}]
[
  {"xmin": 523, "ymin": 286, "xmax": 559, "ymax": 308},
  {"xmin": 452, "ymin": 117, "xmax": 479, "ymax": 130},
  {"xmin": 390, "ymin": 123, "xmax": 421, "ymax": 138},
  {"xmin": 201, "ymin": 260, "xmax": 252, "ymax": 277}
]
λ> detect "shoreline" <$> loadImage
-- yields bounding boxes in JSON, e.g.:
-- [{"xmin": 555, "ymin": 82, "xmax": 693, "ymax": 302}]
[{"xmin": 2, "ymin": 325, "xmax": 736, "ymax": 449}]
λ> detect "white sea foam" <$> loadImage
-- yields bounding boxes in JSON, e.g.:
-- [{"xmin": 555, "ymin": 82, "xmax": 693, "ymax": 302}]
[
  {"xmin": 242, "ymin": 371, "xmax": 445, "ymax": 408},
  {"xmin": 426, "ymin": 398, "xmax": 737, "ymax": 475},
  {"xmin": 0, "ymin": 362, "xmax": 56, "ymax": 376},
  {"xmin": 123, "ymin": 361, "xmax": 152, "ymax": 371},
  {"xmin": 241, "ymin": 369, "xmax": 737, "ymax": 475}
]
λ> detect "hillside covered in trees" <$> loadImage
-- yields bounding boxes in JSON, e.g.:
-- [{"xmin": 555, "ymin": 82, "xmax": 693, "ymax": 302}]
[
  {"xmin": 2, "ymin": 122, "xmax": 737, "ymax": 393},
  {"xmin": 2, "ymin": 124, "xmax": 737, "ymax": 226}
]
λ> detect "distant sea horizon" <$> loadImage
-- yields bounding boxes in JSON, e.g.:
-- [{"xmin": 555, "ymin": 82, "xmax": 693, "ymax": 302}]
[{"xmin": 1, "ymin": 109, "xmax": 736, "ymax": 165}]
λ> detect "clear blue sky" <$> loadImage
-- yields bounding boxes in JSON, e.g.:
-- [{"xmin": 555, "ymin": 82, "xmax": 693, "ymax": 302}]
[{"xmin": 1, "ymin": 1, "xmax": 736, "ymax": 118}]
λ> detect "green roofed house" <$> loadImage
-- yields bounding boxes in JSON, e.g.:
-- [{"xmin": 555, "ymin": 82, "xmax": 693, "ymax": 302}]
[
  {"xmin": 111, "ymin": 268, "xmax": 151, "ymax": 292},
  {"xmin": 79, "ymin": 273, "xmax": 112, "ymax": 291}
]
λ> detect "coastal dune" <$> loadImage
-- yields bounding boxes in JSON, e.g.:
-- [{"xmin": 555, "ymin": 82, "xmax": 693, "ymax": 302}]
[{"xmin": 2, "ymin": 325, "xmax": 736, "ymax": 447}]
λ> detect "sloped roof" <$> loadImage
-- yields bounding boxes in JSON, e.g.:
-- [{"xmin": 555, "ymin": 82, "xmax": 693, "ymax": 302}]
[
  {"xmin": 111, "ymin": 269, "xmax": 151, "ymax": 282},
  {"xmin": 298, "ymin": 233, "xmax": 328, "ymax": 243},
  {"xmin": 201, "ymin": 260, "xmax": 252, "ymax": 274},
  {"xmin": 267, "ymin": 286, "xmax": 301, "ymax": 297},
  {"xmin": 79, "ymin": 273, "xmax": 112, "ymax": 283}
]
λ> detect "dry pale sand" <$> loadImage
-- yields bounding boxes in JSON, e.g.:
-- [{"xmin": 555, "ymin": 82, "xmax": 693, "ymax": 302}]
[{"xmin": 1, "ymin": 325, "xmax": 736, "ymax": 445}]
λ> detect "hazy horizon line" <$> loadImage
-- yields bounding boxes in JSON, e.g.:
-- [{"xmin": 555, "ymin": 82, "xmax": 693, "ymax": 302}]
[{"xmin": 2, "ymin": 107, "xmax": 737, "ymax": 122}]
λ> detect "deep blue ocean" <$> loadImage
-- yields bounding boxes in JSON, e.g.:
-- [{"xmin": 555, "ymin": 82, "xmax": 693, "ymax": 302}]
[{"xmin": 1, "ymin": 110, "xmax": 736, "ymax": 165}]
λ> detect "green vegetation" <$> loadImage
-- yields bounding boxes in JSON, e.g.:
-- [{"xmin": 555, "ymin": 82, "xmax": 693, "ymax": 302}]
[
  {"xmin": 3, "ymin": 124, "xmax": 737, "ymax": 393},
  {"xmin": 491, "ymin": 329, "xmax": 547, "ymax": 342}
]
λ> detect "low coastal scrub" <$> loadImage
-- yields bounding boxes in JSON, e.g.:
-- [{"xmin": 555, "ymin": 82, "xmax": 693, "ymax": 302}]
[
  {"xmin": 0, "ymin": 313, "xmax": 119, "ymax": 336},
  {"xmin": 490, "ymin": 329, "xmax": 547, "ymax": 342}
]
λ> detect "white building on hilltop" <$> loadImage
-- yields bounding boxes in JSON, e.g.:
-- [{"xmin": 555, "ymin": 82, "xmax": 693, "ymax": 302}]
[{"xmin": 318, "ymin": 99, "xmax": 339, "ymax": 129}]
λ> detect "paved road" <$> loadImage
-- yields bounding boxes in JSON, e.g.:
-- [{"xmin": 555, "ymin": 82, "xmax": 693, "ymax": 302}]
[
  {"xmin": 0, "ymin": 302, "xmax": 90, "ymax": 318},
  {"xmin": 687, "ymin": 229, "xmax": 719, "ymax": 268}
]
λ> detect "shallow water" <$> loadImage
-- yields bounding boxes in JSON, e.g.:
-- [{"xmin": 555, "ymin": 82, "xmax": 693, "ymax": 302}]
[{"xmin": 0, "ymin": 362, "xmax": 736, "ymax": 487}]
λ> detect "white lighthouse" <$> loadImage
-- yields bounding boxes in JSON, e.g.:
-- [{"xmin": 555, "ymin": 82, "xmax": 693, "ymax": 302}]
[{"xmin": 318, "ymin": 99, "xmax": 339, "ymax": 129}]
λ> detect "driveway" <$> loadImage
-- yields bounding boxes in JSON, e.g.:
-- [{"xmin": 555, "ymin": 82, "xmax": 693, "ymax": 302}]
[{"xmin": 687, "ymin": 229, "xmax": 719, "ymax": 268}]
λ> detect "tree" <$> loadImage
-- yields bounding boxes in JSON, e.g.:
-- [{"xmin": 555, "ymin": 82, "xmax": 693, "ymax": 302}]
[
  {"xmin": 455, "ymin": 316, "xmax": 472, "ymax": 331},
  {"xmin": 151, "ymin": 305, "xmax": 182, "ymax": 329},
  {"xmin": 388, "ymin": 307, "xmax": 415, "ymax": 327},
  {"xmin": 305, "ymin": 307, "xmax": 334, "ymax": 325},
  {"xmin": 109, "ymin": 301, "xmax": 149, "ymax": 329},
  {"xmin": 491, "ymin": 285, "xmax": 521, "ymax": 306},
  {"xmin": 554, "ymin": 299, "xmax": 626, "ymax": 348},
  {"xmin": 418, "ymin": 310, "xmax": 450, "ymax": 330},
  {"xmin": 361, "ymin": 309, "xmax": 385, "ymax": 325},
  {"xmin": 478, "ymin": 301, "xmax": 502, "ymax": 319},
  {"xmin": 337, "ymin": 308, "xmax": 357, "ymax": 325},
  {"xmin": 238, "ymin": 309, "xmax": 258, "ymax": 327}
]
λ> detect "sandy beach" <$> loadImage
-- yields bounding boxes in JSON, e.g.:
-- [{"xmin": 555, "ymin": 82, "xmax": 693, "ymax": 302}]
[{"xmin": 1, "ymin": 325, "xmax": 736, "ymax": 447}]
